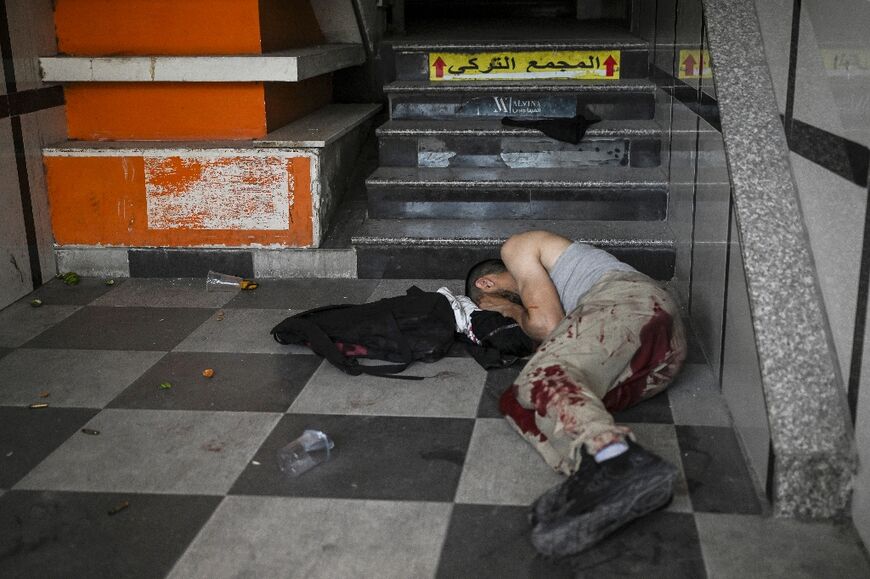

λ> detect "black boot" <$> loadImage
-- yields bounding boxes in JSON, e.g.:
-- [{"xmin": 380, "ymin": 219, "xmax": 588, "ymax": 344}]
[{"xmin": 529, "ymin": 441, "xmax": 678, "ymax": 557}]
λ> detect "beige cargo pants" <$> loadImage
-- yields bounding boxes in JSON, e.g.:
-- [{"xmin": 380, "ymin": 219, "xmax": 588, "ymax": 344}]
[{"xmin": 499, "ymin": 271, "xmax": 687, "ymax": 475}]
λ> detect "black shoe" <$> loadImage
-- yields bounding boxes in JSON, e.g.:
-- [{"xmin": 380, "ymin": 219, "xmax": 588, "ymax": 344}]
[{"xmin": 529, "ymin": 441, "xmax": 678, "ymax": 558}]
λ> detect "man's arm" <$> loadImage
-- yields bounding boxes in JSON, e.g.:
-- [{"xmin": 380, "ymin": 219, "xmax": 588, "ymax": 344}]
[{"xmin": 493, "ymin": 232, "xmax": 566, "ymax": 342}]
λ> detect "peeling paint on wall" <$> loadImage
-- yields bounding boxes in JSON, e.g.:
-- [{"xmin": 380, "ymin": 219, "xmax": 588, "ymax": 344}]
[{"xmin": 144, "ymin": 154, "xmax": 293, "ymax": 230}]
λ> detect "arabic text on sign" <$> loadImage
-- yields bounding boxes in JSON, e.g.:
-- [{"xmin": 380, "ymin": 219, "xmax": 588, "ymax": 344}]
[{"xmin": 429, "ymin": 51, "xmax": 620, "ymax": 81}]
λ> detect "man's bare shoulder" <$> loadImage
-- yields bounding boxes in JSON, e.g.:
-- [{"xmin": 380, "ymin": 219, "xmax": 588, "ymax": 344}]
[{"xmin": 502, "ymin": 231, "xmax": 572, "ymax": 269}]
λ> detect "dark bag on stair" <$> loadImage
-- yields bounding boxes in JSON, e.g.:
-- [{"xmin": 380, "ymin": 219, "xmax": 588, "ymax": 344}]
[{"xmin": 271, "ymin": 286, "xmax": 457, "ymax": 380}]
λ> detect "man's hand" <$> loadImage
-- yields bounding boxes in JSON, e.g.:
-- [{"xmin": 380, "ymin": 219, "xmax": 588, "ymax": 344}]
[{"xmin": 478, "ymin": 294, "xmax": 525, "ymax": 321}]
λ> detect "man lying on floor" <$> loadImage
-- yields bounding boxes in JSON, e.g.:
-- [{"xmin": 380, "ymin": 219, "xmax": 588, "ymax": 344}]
[{"xmin": 465, "ymin": 230, "xmax": 687, "ymax": 557}]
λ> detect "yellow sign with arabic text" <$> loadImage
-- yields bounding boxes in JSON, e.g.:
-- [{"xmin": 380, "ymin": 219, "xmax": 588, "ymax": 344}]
[
  {"xmin": 678, "ymin": 50, "xmax": 712, "ymax": 79},
  {"xmin": 429, "ymin": 51, "xmax": 620, "ymax": 81}
]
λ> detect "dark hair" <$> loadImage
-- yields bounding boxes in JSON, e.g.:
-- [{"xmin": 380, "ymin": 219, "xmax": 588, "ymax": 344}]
[{"xmin": 465, "ymin": 258, "xmax": 507, "ymax": 304}]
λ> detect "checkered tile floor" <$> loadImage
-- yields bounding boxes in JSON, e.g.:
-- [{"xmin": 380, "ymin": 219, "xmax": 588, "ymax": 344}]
[{"xmin": 1, "ymin": 278, "xmax": 868, "ymax": 578}]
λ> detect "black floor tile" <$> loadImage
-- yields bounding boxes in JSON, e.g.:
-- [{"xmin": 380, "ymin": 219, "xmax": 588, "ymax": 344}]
[
  {"xmin": 0, "ymin": 407, "xmax": 100, "ymax": 488},
  {"xmin": 0, "ymin": 490, "xmax": 221, "ymax": 579},
  {"xmin": 438, "ymin": 507, "xmax": 706, "ymax": 579},
  {"xmin": 613, "ymin": 390, "xmax": 674, "ymax": 424},
  {"xmin": 562, "ymin": 511, "xmax": 707, "ymax": 578},
  {"xmin": 107, "ymin": 352, "xmax": 322, "ymax": 412},
  {"xmin": 22, "ymin": 307, "xmax": 215, "ymax": 351},
  {"xmin": 230, "ymin": 414, "xmax": 474, "ymax": 501},
  {"xmin": 21, "ymin": 278, "xmax": 115, "ymax": 306},
  {"xmin": 676, "ymin": 425, "xmax": 763, "ymax": 514},
  {"xmin": 477, "ymin": 365, "xmax": 523, "ymax": 418},
  {"xmin": 437, "ymin": 504, "xmax": 575, "ymax": 579},
  {"xmin": 0, "ymin": 348, "xmax": 11, "ymax": 361},
  {"xmin": 223, "ymin": 279, "xmax": 379, "ymax": 310}
]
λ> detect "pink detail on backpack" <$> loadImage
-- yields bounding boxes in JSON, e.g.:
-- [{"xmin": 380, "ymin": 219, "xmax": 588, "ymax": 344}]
[{"xmin": 335, "ymin": 342, "xmax": 369, "ymax": 357}]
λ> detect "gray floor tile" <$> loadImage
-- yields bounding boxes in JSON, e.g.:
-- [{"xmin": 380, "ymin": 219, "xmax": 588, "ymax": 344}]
[
  {"xmin": 22, "ymin": 277, "xmax": 115, "ymax": 306},
  {"xmin": 478, "ymin": 365, "xmax": 523, "ymax": 418},
  {"xmin": 0, "ymin": 349, "xmax": 164, "ymax": 408},
  {"xmin": 695, "ymin": 513, "xmax": 870, "ymax": 578},
  {"xmin": 455, "ymin": 418, "xmax": 563, "ymax": 506},
  {"xmin": 367, "ymin": 278, "xmax": 465, "ymax": 302},
  {"xmin": 174, "ymin": 308, "xmax": 311, "ymax": 354},
  {"xmin": 613, "ymin": 389, "xmax": 674, "ymax": 424},
  {"xmin": 23, "ymin": 307, "xmax": 215, "ymax": 351},
  {"xmin": 669, "ymin": 363, "xmax": 732, "ymax": 426},
  {"xmin": 91, "ymin": 278, "xmax": 238, "ymax": 308},
  {"xmin": 676, "ymin": 425, "xmax": 764, "ymax": 514},
  {"xmin": 0, "ymin": 407, "xmax": 100, "ymax": 488},
  {"xmin": 15, "ymin": 409, "xmax": 281, "ymax": 495},
  {"xmin": 0, "ymin": 348, "xmax": 12, "ymax": 360},
  {"xmin": 565, "ymin": 511, "xmax": 706, "ymax": 577},
  {"xmin": 0, "ymin": 303, "xmax": 81, "ymax": 347},
  {"xmin": 169, "ymin": 496, "xmax": 451, "ymax": 579},
  {"xmin": 223, "ymin": 279, "xmax": 379, "ymax": 310},
  {"xmin": 626, "ymin": 423, "xmax": 692, "ymax": 513},
  {"xmin": 230, "ymin": 414, "xmax": 474, "ymax": 501},
  {"xmin": 108, "ymin": 352, "xmax": 321, "ymax": 412},
  {"xmin": 0, "ymin": 490, "xmax": 221, "ymax": 579},
  {"xmin": 289, "ymin": 357, "xmax": 486, "ymax": 418}
]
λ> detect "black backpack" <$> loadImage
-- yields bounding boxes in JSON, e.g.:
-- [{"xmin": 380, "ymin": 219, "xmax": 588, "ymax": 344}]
[{"xmin": 271, "ymin": 286, "xmax": 457, "ymax": 380}]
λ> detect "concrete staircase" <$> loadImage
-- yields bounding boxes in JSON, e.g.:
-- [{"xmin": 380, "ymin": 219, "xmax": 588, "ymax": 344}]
[{"xmin": 352, "ymin": 29, "xmax": 679, "ymax": 281}]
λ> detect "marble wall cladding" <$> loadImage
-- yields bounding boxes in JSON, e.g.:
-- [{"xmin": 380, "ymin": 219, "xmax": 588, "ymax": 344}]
[
  {"xmin": 0, "ymin": 118, "xmax": 33, "ymax": 307},
  {"xmin": 791, "ymin": 4, "xmax": 850, "ymax": 143},
  {"xmin": 722, "ymin": 211, "xmax": 770, "ymax": 490},
  {"xmin": 753, "ymin": 0, "xmax": 792, "ymax": 114},
  {"xmin": 21, "ymin": 110, "xmax": 64, "ymax": 283},
  {"xmin": 653, "ymin": 0, "xmax": 677, "ymax": 77},
  {"xmin": 5, "ymin": 0, "xmax": 56, "ymax": 92},
  {"xmin": 789, "ymin": 153, "xmax": 864, "ymax": 386},
  {"xmin": 856, "ymin": 304, "xmax": 870, "ymax": 546},
  {"xmin": 803, "ymin": 0, "xmax": 870, "ymax": 148}
]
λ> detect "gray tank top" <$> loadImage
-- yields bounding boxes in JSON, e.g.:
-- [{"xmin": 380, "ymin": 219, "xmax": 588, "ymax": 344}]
[{"xmin": 549, "ymin": 242, "xmax": 636, "ymax": 311}]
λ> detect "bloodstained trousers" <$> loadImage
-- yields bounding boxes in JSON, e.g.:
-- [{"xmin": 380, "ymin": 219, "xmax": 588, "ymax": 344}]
[{"xmin": 499, "ymin": 271, "xmax": 687, "ymax": 475}]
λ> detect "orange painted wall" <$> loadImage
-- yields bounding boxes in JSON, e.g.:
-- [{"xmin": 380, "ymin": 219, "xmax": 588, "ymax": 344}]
[
  {"xmin": 65, "ymin": 78, "xmax": 333, "ymax": 141},
  {"xmin": 44, "ymin": 154, "xmax": 313, "ymax": 247},
  {"xmin": 55, "ymin": 0, "xmax": 324, "ymax": 55}
]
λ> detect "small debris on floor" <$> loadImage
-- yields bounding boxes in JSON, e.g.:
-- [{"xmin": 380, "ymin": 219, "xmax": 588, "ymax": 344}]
[
  {"xmin": 107, "ymin": 500, "xmax": 129, "ymax": 516},
  {"xmin": 58, "ymin": 272, "xmax": 80, "ymax": 286},
  {"xmin": 30, "ymin": 298, "xmax": 43, "ymax": 307},
  {"xmin": 159, "ymin": 381, "xmax": 173, "ymax": 390},
  {"xmin": 81, "ymin": 428, "xmax": 101, "ymax": 436},
  {"xmin": 252, "ymin": 460, "xmax": 261, "ymax": 466},
  {"xmin": 202, "ymin": 368, "xmax": 215, "ymax": 378},
  {"xmin": 216, "ymin": 310, "xmax": 225, "ymax": 321},
  {"xmin": 240, "ymin": 279, "xmax": 258, "ymax": 290},
  {"xmin": 29, "ymin": 403, "xmax": 49, "ymax": 409},
  {"xmin": 104, "ymin": 279, "xmax": 115, "ymax": 286},
  {"xmin": 38, "ymin": 391, "xmax": 50, "ymax": 398}
]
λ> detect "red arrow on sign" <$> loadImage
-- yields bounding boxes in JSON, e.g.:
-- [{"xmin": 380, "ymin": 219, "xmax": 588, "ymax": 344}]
[
  {"xmin": 603, "ymin": 55, "xmax": 617, "ymax": 77},
  {"xmin": 683, "ymin": 54, "xmax": 696, "ymax": 76},
  {"xmin": 433, "ymin": 57, "xmax": 446, "ymax": 78}
]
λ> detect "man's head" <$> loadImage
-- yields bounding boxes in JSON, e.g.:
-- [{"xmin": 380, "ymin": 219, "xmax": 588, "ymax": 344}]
[{"xmin": 465, "ymin": 258, "xmax": 522, "ymax": 305}]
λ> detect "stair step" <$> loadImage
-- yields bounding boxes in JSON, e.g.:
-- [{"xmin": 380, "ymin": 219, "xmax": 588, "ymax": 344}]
[
  {"xmin": 376, "ymin": 119, "xmax": 662, "ymax": 169},
  {"xmin": 352, "ymin": 219, "xmax": 676, "ymax": 280},
  {"xmin": 386, "ymin": 80, "xmax": 656, "ymax": 120},
  {"xmin": 365, "ymin": 166, "xmax": 668, "ymax": 220}
]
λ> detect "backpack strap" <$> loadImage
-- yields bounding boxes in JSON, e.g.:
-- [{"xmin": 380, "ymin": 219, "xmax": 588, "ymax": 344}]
[{"xmin": 276, "ymin": 316, "xmax": 424, "ymax": 381}]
